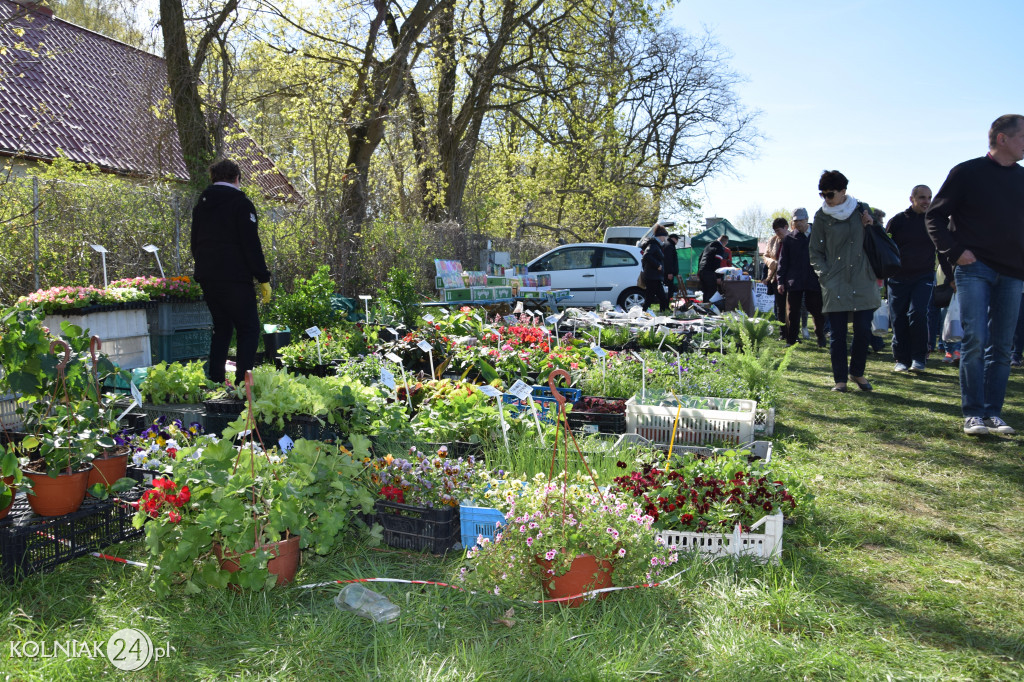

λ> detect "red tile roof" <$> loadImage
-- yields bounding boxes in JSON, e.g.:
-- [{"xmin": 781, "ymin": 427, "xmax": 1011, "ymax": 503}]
[{"xmin": 0, "ymin": 0, "xmax": 301, "ymax": 201}]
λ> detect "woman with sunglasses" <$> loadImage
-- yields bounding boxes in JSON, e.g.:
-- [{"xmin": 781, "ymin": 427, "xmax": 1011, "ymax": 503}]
[{"xmin": 808, "ymin": 170, "xmax": 881, "ymax": 392}]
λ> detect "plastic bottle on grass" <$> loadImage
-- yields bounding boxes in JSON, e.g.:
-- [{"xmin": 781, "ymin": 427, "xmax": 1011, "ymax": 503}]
[{"xmin": 335, "ymin": 584, "xmax": 400, "ymax": 623}]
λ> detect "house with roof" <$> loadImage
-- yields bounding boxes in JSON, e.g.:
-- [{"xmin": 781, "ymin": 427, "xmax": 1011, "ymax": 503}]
[{"xmin": 0, "ymin": 0, "xmax": 300, "ymax": 200}]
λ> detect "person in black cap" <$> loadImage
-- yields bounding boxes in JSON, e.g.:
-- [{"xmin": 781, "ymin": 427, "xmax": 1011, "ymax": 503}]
[
  {"xmin": 641, "ymin": 226, "xmax": 671, "ymax": 311},
  {"xmin": 190, "ymin": 158, "xmax": 272, "ymax": 386},
  {"xmin": 662, "ymin": 233, "xmax": 681, "ymax": 300}
]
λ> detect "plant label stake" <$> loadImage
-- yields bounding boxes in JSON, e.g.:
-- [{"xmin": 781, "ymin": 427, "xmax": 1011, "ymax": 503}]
[
  {"xmin": 504, "ymin": 314, "xmax": 517, "ymax": 325},
  {"xmin": 422, "ymin": 313, "xmax": 435, "ymax": 323},
  {"xmin": 386, "ymin": 327, "xmax": 400, "ymax": 340},
  {"xmin": 90, "ymin": 244, "xmax": 108, "ymax": 287},
  {"xmin": 508, "ymin": 379, "xmax": 543, "ymax": 438},
  {"xmin": 478, "ymin": 384, "xmax": 510, "ymax": 451},
  {"xmin": 142, "ymin": 244, "xmax": 164, "ymax": 278},
  {"xmin": 306, "ymin": 326, "xmax": 323, "ymax": 364},
  {"xmin": 631, "ymin": 350, "xmax": 647, "ymax": 401},
  {"xmin": 657, "ymin": 325, "xmax": 671, "ymax": 351},
  {"xmin": 590, "ymin": 343, "xmax": 607, "ymax": 391},
  {"xmin": 116, "ymin": 380, "xmax": 143, "ymax": 422},
  {"xmin": 546, "ymin": 314, "xmax": 561, "ymax": 347},
  {"xmin": 380, "ymin": 368, "xmax": 396, "ymax": 390},
  {"xmin": 385, "ymin": 352, "xmax": 412, "ymax": 409},
  {"xmin": 358, "ymin": 294, "xmax": 372, "ymax": 321},
  {"xmin": 416, "ymin": 339, "xmax": 435, "ymax": 378},
  {"xmin": 278, "ymin": 435, "xmax": 294, "ymax": 453},
  {"xmin": 438, "ymin": 307, "xmax": 450, "ymax": 316},
  {"xmin": 668, "ymin": 347, "xmax": 683, "ymax": 391}
]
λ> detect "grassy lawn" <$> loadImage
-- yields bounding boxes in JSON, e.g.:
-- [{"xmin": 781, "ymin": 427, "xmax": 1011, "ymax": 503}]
[{"xmin": 2, "ymin": 337, "xmax": 1023, "ymax": 680}]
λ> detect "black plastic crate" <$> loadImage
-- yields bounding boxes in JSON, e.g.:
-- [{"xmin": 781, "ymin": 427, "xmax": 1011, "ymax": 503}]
[
  {"xmin": 0, "ymin": 485, "xmax": 146, "ymax": 581},
  {"xmin": 373, "ymin": 500, "xmax": 460, "ymax": 554},
  {"xmin": 251, "ymin": 415, "xmax": 339, "ymax": 448},
  {"xmin": 203, "ymin": 398, "xmax": 245, "ymax": 415},
  {"xmin": 567, "ymin": 397, "xmax": 628, "ymax": 434}
]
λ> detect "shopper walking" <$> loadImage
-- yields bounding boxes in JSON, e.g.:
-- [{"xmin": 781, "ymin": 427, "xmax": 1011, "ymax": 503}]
[
  {"xmin": 191, "ymin": 159, "xmax": 272, "ymax": 387},
  {"xmin": 808, "ymin": 170, "xmax": 881, "ymax": 393},
  {"xmin": 886, "ymin": 185, "xmax": 936, "ymax": 373},
  {"xmin": 926, "ymin": 114, "xmax": 1024, "ymax": 435},
  {"xmin": 777, "ymin": 209, "xmax": 827, "ymax": 347},
  {"xmin": 641, "ymin": 226, "xmax": 671, "ymax": 312}
]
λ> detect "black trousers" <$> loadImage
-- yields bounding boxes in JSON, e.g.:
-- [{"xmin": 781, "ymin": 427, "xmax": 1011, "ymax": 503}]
[
  {"xmin": 785, "ymin": 289, "xmax": 826, "ymax": 345},
  {"xmin": 643, "ymin": 277, "xmax": 670, "ymax": 311},
  {"xmin": 699, "ymin": 271, "xmax": 719, "ymax": 303},
  {"xmin": 200, "ymin": 280, "xmax": 260, "ymax": 385},
  {"xmin": 665, "ymin": 275, "xmax": 678, "ymax": 299}
]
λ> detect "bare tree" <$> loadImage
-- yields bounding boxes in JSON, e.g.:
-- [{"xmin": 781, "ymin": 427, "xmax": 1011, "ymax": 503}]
[{"xmin": 735, "ymin": 204, "xmax": 771, "ymax": 241}]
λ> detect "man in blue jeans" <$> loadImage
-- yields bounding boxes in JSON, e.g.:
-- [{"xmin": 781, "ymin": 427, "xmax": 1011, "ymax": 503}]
[
  {"xmin": 886, "ymin": 185, "xmax": 935, "ymax": 373},
  {"xmin": 926, "ymin": 114, "xmax": 1024, "ymax": 435}
]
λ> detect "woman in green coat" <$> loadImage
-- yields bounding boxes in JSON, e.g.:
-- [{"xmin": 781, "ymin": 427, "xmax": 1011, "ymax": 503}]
[{"xmin": 808, "ymin": 170, "xmax": 882, "ymax": 392}]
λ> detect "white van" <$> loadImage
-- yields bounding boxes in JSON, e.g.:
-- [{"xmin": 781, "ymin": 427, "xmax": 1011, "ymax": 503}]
[{"xmin": 602, "ymin": 225, "xmax": 653, "ymax": 246}]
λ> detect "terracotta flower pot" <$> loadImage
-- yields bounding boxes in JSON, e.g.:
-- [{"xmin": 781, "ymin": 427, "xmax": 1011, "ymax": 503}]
[
  {"xmin": 213, "ymin": 534, "xmax": 301, "ymax": 587},
  {"xmin": 87, "ymin": 451, "xmax": 129, "ymax": 496},
  {"xmin": 0, "ymin": 475, "xmax": 15, "ymax": 521},
  {"xmin": 22, "ymin": 467, "xmax": 91, "ymax": 517},
  {"xmin": 535, "ymin": 553, "xmax": 614, "ymax": 607}
]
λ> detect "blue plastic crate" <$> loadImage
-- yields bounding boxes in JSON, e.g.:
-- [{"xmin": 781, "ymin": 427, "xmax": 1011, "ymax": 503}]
[
  {"xmin": 531, "ymin": 385, "xmax": 582, "ymax": 403},
  {"xmin": 459, "ymin": 505, "xmax": 507, "ymax": 549},
  {"xmin": 501, "ymin": 394, "xmax": 562, "ymax": 423}
]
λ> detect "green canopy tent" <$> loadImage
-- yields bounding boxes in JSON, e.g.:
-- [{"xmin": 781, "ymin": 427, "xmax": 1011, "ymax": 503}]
[{"xmin": 685, "ymin": 219, "xmax": 761, "ymax": 275}]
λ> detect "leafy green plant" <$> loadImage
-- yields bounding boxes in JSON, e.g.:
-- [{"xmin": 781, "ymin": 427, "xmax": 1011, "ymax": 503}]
[
  {"xmin": 140, "ymin": 361, "xmax": 215, "ymax": 404},
  {"xmin": 260, "ymin": 264, "xmax": 338, "ymax": 333},
  {"xmin": 410, "ymin": 380, "xmax": 500, "ymax": 443},
  {"xmin": 372, "ymin": 266, "xmax": 421, "ymax": 328},
  {"xmin": 134, "ymin": 434, "xmax": 375, "ymax": 596}
]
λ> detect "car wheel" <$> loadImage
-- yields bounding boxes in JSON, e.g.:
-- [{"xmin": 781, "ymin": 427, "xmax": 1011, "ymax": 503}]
[{"xmin": 617, "ymin": 287, "xmax": 646, "ymax": 310}]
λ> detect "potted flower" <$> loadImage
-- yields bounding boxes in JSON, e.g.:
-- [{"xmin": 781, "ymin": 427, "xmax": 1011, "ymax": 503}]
[
  {"xmin": 134, "ymin": 429, "xmax": 374, "ymax": 597},
  {"xmin": 122, "ymin": 417, "xmax": 207, "ymax": 482},
  {"xmin": 462, "ymin": 473, "xmax": 679, "ymax": 606},
  {"xmin": 365, "ymin": 446, "xmax": 481, "ymax": 553},
  {"xmin": 0, "ymin": 443, "xmax": 24, "ymax": 520}
]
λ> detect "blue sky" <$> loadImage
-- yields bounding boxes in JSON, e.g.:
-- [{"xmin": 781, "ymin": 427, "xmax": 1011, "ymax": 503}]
[{"xmin": 667, "ymin": 0, "xmax": 1023, "ymax": 234}]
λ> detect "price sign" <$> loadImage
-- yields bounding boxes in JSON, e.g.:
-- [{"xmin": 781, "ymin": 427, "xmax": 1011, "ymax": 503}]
[
  {"xmin": 582, "ymin": 424, "xmax": 599, "ymax": 435},
  {"xmin": 590, "ymin": 344, "xmax": 607, "ymax": 358},
  {"xmin": 422, "ymin": 314, "xmax": 435, "ymax": 323},
  {"xmin": 472, "ymin": 313, "xmax": 482, "ymax": 322},
  {"xmin": 386, "ymin": 327, "xmax": 400, "ymax": 338},
  {"xmin": 380, "ymin": 368, "xmax": 396, "ymax": 390},
  {"xmin": 631, "ymin": 350, "xmax": 644, "ymax": 362},
  {"xmin": 507, "ymin": 379, "xmax": 532, "ymax": 401},
  {"xmin": 385, "ymin": 352, "xmax": 403, "ymax": 364},
  {"xmin": 587, "ymin": 312, "xmax": 602, "ymax": 322},
  {"xmin": 504, "ymin": 315, "xmax": 518, "ymax": 325},
  {"xmin": 305, "ymin": 326, "xmax": 321, "ymax": 338},
  {"xmin": 278, "ymin": 435, "xmax": 294, "ymax": 453},
  {"xmin": 545, "ymin": 314, "xmax": 560, "ymax": 325},
  {"xmin": 438, "ymin": 307, "xmax": 450, "ymax": 315},
  {"xmin": 130, "ymin": 381, "xmax": 143, "ymax": 407},
  {"xmin": 417, "ymin": 340, "xmax": 433, "ymax": 352},
  {"xmin": 478, "ymin": 385, "xmax": 502, "ymax": 398},
  {"xmin": 657, "ymin": 326, "xmax": 672, "ymax": 336}
]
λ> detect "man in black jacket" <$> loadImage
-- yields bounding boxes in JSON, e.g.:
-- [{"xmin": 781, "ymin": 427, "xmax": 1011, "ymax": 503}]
[
  {"xmin": 698, "ymin": 234, "xmax": 728, "ymax": 303},
  {"xmin": 190, "ymin": 159, "xmax": 272, "ymax": 386},
  {"xmin": 662, "ymin": 233, "xmax": 681, "ymax": 300},
  {"xmin": 641, "ymin": 226, "xmax": 670, "ymax": 311},
  {"xmin": 886, "ymin": 185, "xmax": 935, "ymax": 373},
  {"xmin": 926, "ymin": 114, "xmax": 1024, "ymax": 436},
  {"xmin": 777, "ymin": 210, "xmax": 826, "ymax": 347}
]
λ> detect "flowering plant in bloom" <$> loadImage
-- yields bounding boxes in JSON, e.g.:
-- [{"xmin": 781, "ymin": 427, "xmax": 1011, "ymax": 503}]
[
  {"xmin": 135, "ymin": 432, "xmax": 375, "ymax": 596},
  {"xmin": 118, "ymin": 417, "xmax": 208, "ymax": 472},
  {"xmin": 17, "ymin": 285, "xmax": 147, "ymax": 313},
  {"xmin": 366, "ymin": 446, "xmax": 482, "ymax": 509},
  {"xmin": 108, "ymin": 276, "xmax": 202, "ymax": 301},
  {"xmin": 461, "ymin": 472, "xmax": 679, "ymax": 600},
  {"xmin": 612, "ymin": 448, "xmax": 799, "ymax": 533}
]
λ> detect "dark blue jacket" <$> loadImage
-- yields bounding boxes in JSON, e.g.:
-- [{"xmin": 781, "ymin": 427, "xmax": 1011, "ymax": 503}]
[
  {"xmin": 777, "ymin": 230, "xmax": 820, "ymax": 292},
  {"xmin": 641, "ymin": 239, "xmax": 665, "ymax": 281}
]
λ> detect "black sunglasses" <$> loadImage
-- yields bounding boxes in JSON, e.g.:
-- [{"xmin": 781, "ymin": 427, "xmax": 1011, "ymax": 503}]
[{"xmin": 819, "ymin": 191, "xmax": 838, "ymax": 200}]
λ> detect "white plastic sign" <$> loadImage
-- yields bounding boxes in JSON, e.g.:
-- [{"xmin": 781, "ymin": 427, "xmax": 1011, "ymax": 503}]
[
  {"xmin": 385, "ymin": 352, "xmax": 403, "ymax": 364},
  {"xmin": 438, "ymin": 307, "xmax": 450, "ymax": 315},
  {"xmin": 305, "ymin": 326, "xmax": 321, "ymax": 338},
  {"xmin": 507, "ymin": 379, "xmax": 532, "ymax": 401},
  {"xmin": 590, "ymin": 344, "xmax": 607, "ymax": 358},
  {"xmin": 478, "ymin": 385, "xmax": 502, "ymax": 398},
  {"xmin": 504, "ymin": 315, "xmax": 518, "ymax": 325},
  {"xmin": 386, "ymin": 327, "xmax": 400, "ymax": 338},
  {"xmin": 657, "ymin": 326, "xmax": 672, "ymax": 336},
  {"xmin": 380, "ymin": 368, "xmax": 396, "ymax": 390},
  {"xmin": 129, "ymin": 381, "xmax": 143, "ymax": 407},
  {"xmin": 545, "ymin": 314, "xmax": 560, "ymax": 325},
  {"xmin": 278, "ymin": 435, "xmax": 294, "ymax": 453},
  {"xmin": 472, "ymin": 313, "xmax": 482, "ymax": 322},
  {"xmin": 417, "ymin": 340, "xmax": 433, "ymax": 352},
  {"xmin": 422, "ymin": 314, "xmax": 435, "ymax": 322}
]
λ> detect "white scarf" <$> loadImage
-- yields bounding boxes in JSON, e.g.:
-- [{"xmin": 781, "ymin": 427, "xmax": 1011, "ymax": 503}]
[{"xmin": 821, "ymin": 194, "xmax": 858, "ymax": 221}]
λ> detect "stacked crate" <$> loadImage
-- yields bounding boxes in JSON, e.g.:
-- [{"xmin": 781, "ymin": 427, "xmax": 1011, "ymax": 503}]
[{"xmin": 147, "ymin": 300, "xmax": 213, "ymax": 364}]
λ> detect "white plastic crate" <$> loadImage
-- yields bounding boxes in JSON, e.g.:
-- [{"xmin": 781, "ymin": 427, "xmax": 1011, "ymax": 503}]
[
  {"xmin": 657, "ymin": 512, "xmax": 783, "ymax": 563},
  {"xmin": 101, "ymin": 334, "xmax": 153, "ymax": 370},
  {"xmin": 0, "ymin": 393, "xmax": 22, "ymax": 431},
  {"xmin": 44, "ymin": 308, "xmax": 149, "ymax": 340},
  {"xmin": 625, "ymin": 396, "xmax": 756, "ymax": 445},
  {"xmin": 754, "ymin": 407, "xmax": 775, "ymax": 436}
]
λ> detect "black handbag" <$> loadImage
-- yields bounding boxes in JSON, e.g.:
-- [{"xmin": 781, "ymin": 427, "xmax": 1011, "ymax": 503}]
[
  {"xmin": 932, "ymin": 282, "xmax": 954, "ymax": 308},
  {"xmin": 862, "ymin": 221, "xmax": 902, "ymax": 279}
]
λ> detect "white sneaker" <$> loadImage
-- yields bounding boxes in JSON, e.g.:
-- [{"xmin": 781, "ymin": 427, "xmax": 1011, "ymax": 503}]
[
  {"xmin": 983, "ymin": 417, "xmax": 1015, "ymax": 434},
  {"xmin": 910, "ymin": 360, "xmax": 926, "ymax": 371},
  {"xmin": 963, "ymin": 417, "xmax": 989, "ymax": 435},
  {"xmin": 893, "ymin": 362, "xmax": 909, "ymax": 373},
  {"xmin": 802, "ymin": 327, "xmax": 810, "ymax": 339}
]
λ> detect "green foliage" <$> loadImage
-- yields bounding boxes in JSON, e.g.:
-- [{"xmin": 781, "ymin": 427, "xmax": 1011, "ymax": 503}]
[
  {"xmin": 717, "ymin": 341, "xmax": 794, "ymax": 409},
  {"xmin": 141, "ymin": 361, "xmax": 215, "ymax": 404},
  {"xmin": 260, "ymin": 265, "xmax": 338, "ymax": 334},
  {"xmin": 372, "ymin": 266, "xmax": 421, "ymax": 328}
]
